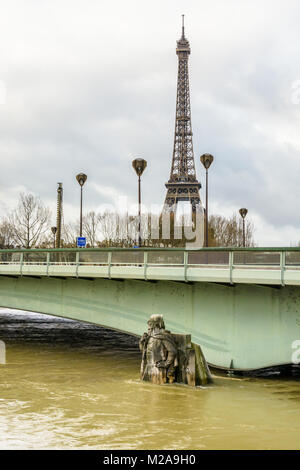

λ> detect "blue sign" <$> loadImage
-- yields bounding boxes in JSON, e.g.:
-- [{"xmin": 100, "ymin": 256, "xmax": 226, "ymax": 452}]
[{"xmin": 77, "ymin": 237, "xmax": 86, "ymax": 248}]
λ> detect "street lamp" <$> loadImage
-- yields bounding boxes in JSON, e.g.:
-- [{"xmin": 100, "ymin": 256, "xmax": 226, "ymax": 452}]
[
  {"xmin": 51, "ymin": 226, "xmax": 57, "ymax": 248},
  {"xmin": 200, "ymin": 153, "xmax": 214, "ymax": 247},
  {"xmin": 239, "ymin": 208, "xmax": 248, "ymax": 247},
  {"xmin": 132, "ymin": 158, "xmax": 147, "ymax": 247},
  {"xmin": 76, "ymin": 173, "xmax": 87, "ymax": 237}
]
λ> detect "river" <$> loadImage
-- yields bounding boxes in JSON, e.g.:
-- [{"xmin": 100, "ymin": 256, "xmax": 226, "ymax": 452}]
[{"xmin": 0, "ymin": 309, "xmax": 299, "ymax": 450}]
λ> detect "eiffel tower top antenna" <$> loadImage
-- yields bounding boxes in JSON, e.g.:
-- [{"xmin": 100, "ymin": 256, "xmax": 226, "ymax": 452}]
[{"xmin": 182, "ymin": 14, "xmax": 185, "ymax": 37}]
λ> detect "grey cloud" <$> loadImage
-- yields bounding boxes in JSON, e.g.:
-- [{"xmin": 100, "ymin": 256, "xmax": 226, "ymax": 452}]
[{"xmin": 1, "ymin": 0, "xmax": 300, "ymax": 244}]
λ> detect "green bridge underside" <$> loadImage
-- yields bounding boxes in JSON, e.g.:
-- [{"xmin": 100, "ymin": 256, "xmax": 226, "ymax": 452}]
[{"xmin": 1, "ymin": 247, "xmax": 300, "ymax": 371}]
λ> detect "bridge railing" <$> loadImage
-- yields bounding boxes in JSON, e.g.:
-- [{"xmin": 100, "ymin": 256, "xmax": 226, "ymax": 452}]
[
  {"xmin": 1, "ymin": 247, "xmax": 300, "ymax": 285},
  {"xmin": 0, "ymin": 247, "xmax": 300, "ymax": 267}
]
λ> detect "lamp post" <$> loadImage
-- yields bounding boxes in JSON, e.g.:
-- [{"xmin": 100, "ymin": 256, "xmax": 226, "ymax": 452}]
[
  {"xmin": 200, "ymin": 153, "xmax": 214, "ymax": 247},
  {"xmin": 239, "ymin": 208, "xmax": 248, "ymax": 247},
  {"xmin": 132, "ymin": 158, "xmax": 147, "ymax": 247},
  {"xmin": 76, "ymin": 173, "xmax": 87, "ymax": 237},
  {"xmin": 51, "ymin": 226, "xmax": 57, "ymax": 248}
]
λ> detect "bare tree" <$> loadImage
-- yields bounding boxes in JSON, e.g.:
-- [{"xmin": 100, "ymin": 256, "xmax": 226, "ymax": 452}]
[
  {"xmin": 0, "ymin": 218, "xmax": 15, "ymax": 248},
  {"xmin": 209, "ymin": 213, "xmax": 255, "ymax": 247},
  {"xmin": 8, "ymin": 193, "xmax": 51, "ymax": 248},
  {"xmin": 95, "ymin": 211, "xmax": 138, "ymax": 247},
  {"xmin": 82, "ymin": 211, "xmax": 101, "ymax": 247},
  {"xmin": 99, "ymin": 211, "xmax": 119, "ymax": 246},
  {"xmin": 61, "ymin": 221, "xmax": 78, "ymax": 247}
]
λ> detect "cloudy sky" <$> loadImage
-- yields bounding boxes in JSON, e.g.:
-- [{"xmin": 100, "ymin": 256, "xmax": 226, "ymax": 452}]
[{"xmin": 0, "ymin": 0, "xmax": 300, "ymax": 245}]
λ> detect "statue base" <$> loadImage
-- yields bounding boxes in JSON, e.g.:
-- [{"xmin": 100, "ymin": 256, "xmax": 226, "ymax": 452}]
[{"xmin": 174, "ymin": 334, "xmax": 212, "ymax": 386}]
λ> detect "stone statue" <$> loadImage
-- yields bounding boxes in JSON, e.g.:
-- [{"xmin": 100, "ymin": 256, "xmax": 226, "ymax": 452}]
[
  {"xmin": 139, "ymin": 314, "xmax": 212, "ymax": 386},
  {"xmin": 139, "ymin": 314, "xmax": 178, "ymax": 384}
]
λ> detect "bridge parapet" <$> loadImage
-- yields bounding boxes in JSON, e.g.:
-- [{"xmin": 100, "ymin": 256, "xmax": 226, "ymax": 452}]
[{"xmin": 1, "ymin": 247, "xmax": 300, "ymax": 286}]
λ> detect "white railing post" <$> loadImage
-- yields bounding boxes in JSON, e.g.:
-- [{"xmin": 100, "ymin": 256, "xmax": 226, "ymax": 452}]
[
  {"xmin": 108, "ymin": 252, "xmax": 112, "ymax": 279},
  {"xmin": 144, "ymin": 251, "xmax": 148, "ymax": 281},
  {"xmin": 46, "ymin": 252, "xmax": 50, "ymax": 277},
  {"xmin": 184, "ymin": 251, "xmax": 188, "ymax": 282},
  {"xmin": 20, "ymin": 252, "xmax": 23, "ymax": 277},
  {"xmin": 280, "ymin": 251, "xmax": 286, "ymax": 287},
  {"xmin": 75, "ymin": 251, "xmax": 80, "ymax": 278},
  {"xmin": 229, "ymin": 251, "xmax": 234, "ymax": 285}
]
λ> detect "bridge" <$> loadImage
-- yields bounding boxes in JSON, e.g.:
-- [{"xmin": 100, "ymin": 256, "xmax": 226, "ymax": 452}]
[{"xmin": 0, "ymin": 246, "xmax": 300, "ymax": 372}]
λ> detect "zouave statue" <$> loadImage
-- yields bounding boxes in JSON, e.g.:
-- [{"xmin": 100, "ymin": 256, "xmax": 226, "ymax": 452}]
[
  {"xmin": 139, "ymin": 314, "xmax": 212, "ymax": 386},
  {"xmin": 139, "ymin": 314, "xmax": 178, "ymax": 384}
]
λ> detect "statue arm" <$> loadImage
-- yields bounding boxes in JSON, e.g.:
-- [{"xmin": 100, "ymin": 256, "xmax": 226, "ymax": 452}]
[{"xmin": 139, "ymin": 332, "xmax": 149, "ymax": 352}]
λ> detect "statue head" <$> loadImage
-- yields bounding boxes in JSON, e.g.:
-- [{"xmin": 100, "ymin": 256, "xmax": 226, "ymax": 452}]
[{"xmin": 147, "ymin": 314, "xmax": 165, "ymax": 334}]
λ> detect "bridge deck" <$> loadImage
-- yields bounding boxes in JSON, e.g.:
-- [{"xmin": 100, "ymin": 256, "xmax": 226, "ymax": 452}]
[{"xmin": 0, "ymin": 247, "xmax": 300, "ymax": 286}]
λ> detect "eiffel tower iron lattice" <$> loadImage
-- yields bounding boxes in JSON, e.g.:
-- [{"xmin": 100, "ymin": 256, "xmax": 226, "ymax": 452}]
[{"xmin": 163, "ymin": 17, "xmax": 203, "ymax": 213}]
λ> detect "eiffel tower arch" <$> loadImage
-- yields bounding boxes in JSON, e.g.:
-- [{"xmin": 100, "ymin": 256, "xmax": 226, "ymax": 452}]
[{"xmin": 163, "ymin": 17, "xmax": 203, "ymax": 214}]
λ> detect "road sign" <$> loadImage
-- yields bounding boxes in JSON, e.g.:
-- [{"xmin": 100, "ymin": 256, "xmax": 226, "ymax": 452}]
[{"xmin": 77, "ymin": 237, "xmax": 86, "ymax": 248}]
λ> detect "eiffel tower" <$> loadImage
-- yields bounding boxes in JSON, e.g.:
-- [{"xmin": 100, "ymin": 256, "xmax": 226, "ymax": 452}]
[{"xmin": 163, "ymin": 16, "xmax": 202, "ymax": 213}]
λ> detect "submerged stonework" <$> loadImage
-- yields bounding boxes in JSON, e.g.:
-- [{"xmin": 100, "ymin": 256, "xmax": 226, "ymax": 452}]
[{"xmin": 139, "ymin": 314, "xmax": 212, "ymax": 386}]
